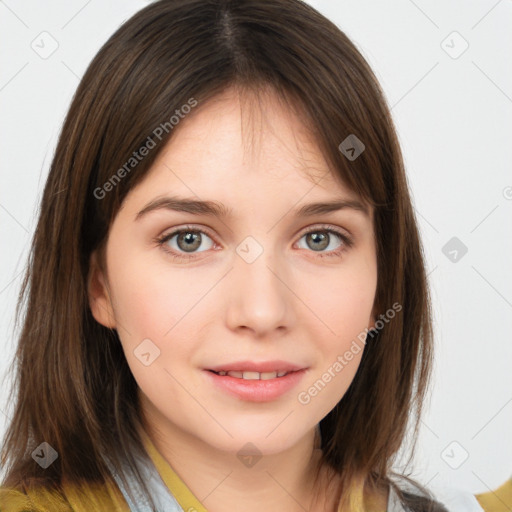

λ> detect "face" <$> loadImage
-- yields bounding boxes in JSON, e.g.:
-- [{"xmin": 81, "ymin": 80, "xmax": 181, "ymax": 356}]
[{"xmin": 88, "ymin": 87, "xmax": 378, "ymax": 456}]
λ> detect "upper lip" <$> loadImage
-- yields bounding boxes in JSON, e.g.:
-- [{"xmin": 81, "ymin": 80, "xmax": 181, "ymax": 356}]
[{"xmin": 206, "ymin": 360, "xmax": 306, "ymax": 373}]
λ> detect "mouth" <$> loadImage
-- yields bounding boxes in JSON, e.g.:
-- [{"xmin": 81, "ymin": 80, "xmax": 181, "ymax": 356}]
[
  {"xmin": 203, "ymin": 362, "xmax": 308, "ymax": 402},
  {"xmin": 207, "ymin": 369, "xmax": 293, "ymax": 380}
]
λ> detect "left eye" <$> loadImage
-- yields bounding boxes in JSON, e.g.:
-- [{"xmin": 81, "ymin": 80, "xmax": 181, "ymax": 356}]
[{"xmin": 297, "ymin": 229, "xmax": 346, "ymax": 253}]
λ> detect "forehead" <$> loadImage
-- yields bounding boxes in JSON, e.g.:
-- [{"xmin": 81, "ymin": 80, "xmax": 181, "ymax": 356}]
[{"xmin": 125, "ymin": 85, "xmax": 364, "ymax": 210}]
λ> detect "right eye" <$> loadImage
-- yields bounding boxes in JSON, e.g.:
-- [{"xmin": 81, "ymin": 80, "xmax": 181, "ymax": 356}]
[{"xmin": 155, "ymin": 225, "xmax": 217, "ymax": 261}]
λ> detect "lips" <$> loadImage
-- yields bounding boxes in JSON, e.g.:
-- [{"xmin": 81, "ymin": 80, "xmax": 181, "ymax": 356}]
[
  {"xmin": 210, "ymin": 370, "xmax": 289, "ymax": 380},
  {"xmin": 206, "ymin": 360, "xmax": 305, "ymax": 374},
  {"xmin": 204, "ymin": 365, "xmax": 308, "ymax": 402}
]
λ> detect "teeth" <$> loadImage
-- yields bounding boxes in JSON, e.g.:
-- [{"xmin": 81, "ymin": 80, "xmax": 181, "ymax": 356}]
[
  {"xmin": 242, "ymin": 371, "xmax": 260, "ymax": 380},
  {"xmin": 214, "ymin": 370, "xmax": 290, "ymax": 379}
]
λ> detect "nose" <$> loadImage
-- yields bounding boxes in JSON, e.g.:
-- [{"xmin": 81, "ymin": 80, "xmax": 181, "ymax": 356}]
[{"xmin": 224, "ymin": 240, "xmax": 292, "ymax": 337}]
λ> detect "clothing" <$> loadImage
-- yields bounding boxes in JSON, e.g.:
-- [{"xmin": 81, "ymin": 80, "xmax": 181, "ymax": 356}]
[
  {"xmin": 387, "ymin": 478, "xmax": 484, "ymax": 512},
  {"xmin": 0, "ymin": 432, "xmax": 485, "ymax": 512},
  {"xmin": 0, "ymin": 431, "xmax": 206, "ymax": 512},
  {"xmin": 103, "ymin": 428, "xmax": 207, "ymax": 512},
  {"xmin": 475, "ymin": 477, "xmax": 512, "ymax": 512}
]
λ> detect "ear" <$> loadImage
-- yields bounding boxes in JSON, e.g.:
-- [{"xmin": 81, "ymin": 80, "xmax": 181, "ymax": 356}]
[{"xmin": 87, "ymin": 250, "xmax": 117, "ymax": 329}]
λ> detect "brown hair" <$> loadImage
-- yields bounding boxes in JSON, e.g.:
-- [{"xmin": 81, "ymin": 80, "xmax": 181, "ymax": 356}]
[{"xmin": 1, "ymin": 0, "xmax": 436, "ymax": 510}]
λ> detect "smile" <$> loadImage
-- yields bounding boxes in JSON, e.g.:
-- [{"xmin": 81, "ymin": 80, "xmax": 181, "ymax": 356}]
[
  {"xmin": 209, "ymin": 370, "xmax": 290, "ymax": 379},
  {"xmin": 204, "ymin": 368, "xmax": 307, "ymax": 402}
]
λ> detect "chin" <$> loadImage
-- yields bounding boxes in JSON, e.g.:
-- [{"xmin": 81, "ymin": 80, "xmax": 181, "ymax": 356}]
[{"xmin": 200, "ymin": 428, "xmax": 303, "ymax": 458}]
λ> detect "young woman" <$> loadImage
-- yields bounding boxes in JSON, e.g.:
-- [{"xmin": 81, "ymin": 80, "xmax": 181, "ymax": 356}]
[{"xmin": 0, "ymin": 1, "xmax": 484, "ymax": 511}]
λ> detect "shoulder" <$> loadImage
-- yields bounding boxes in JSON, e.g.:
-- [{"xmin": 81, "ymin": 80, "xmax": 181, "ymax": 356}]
[
  {"xmin": 0, "ymin": 486, "xmax": 64, "ymax": 512},
  {"xmin": 475, "ymin": 477, "xmax": 512, "ymax": 512},
  {"xmin": 0, "ymin": 480, "xmax": 127, "ymax": 512},
  {"xmin": 389, "ymin": 476, "xmax": 485, "ymax": 512}
]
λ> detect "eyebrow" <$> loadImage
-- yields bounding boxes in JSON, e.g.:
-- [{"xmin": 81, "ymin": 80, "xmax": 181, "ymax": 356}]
[{"xmin": 135, "ymin": 195, "xmax": 369, "ymax": 221}]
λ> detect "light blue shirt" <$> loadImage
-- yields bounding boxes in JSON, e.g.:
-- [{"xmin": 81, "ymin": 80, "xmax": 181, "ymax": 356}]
[{"xmin": 105, "ymin": 450, "xmax": 484, "ymax": 512}]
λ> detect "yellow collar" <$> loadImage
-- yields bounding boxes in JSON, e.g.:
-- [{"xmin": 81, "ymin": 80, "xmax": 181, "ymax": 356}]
[{"xmin": 140, "ymin": 429, "xmax": 208, "ymax": 512}]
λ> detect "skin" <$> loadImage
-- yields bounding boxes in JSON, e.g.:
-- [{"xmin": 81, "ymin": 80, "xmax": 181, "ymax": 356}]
[{"xmin": 88, "ymin": 86, "xmax": 380, "ymax": 512}]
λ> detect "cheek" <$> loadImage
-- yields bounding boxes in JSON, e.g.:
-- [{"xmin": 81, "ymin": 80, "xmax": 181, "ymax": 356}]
[
  {"xmin": 308, "ymin": 263, "xmax": 377, "ymax": 341},
  {"xmin": 298, "ymin": 263, "xmax": 376, "ymax": 406},
  {"xmin": 108, "ymin": 258, "xmax": 204, "ymax": 401},
  {"xmin": 107, "ymin": 251, "xmax": 224, "ymax": 387},
  {"xmin": 109, "ymin": 250, "xmax": 205, "ymax": 340}
]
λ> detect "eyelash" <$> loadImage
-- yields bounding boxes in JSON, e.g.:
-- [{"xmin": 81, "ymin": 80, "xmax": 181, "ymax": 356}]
[{"xmin": 154, "ymin": 224, "xmax": 354, "ymax": 262}]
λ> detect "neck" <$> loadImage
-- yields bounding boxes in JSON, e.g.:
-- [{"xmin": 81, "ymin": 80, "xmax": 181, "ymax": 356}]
[{"xmin": 138, "ymin": 400, "xmax": 337, "ymax": 512}]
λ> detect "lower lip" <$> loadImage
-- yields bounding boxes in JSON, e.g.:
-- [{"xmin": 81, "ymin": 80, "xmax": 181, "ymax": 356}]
[{"xmin": 204, "ymin": 369, "xmax": 307, "ymax": 402}]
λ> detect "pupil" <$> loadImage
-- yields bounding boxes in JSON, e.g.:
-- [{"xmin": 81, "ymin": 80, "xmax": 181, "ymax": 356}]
[
  {"xmin": 308, "ymin": 232, "xmax": 328, "ymax": 251},
  {"xmin": 179, "ymin": 231, "xmax": 201, "ymax": 252}
]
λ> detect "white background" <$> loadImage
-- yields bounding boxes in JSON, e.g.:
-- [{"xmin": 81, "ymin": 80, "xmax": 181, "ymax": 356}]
[{"xmin": 0, "ymin": 0, "xmax": 511, "ymax": 498}]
